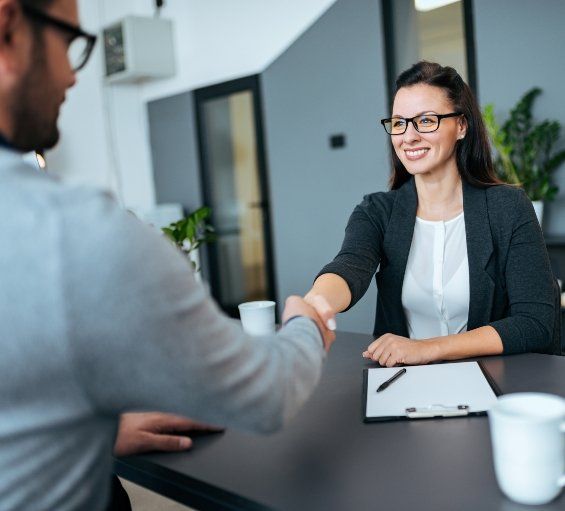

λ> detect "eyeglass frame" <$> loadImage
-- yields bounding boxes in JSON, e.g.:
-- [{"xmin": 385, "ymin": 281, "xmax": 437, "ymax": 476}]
[
  {"xmin": 380, "ymin": 112, "xmax": 464, "ymax": 135},
  {"xmin": 21, "ymin": 4, "xmax": 97, "ymax": 71}
]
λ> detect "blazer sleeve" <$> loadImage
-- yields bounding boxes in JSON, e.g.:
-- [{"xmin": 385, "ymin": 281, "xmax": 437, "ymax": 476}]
[
  {"xmin": 316, "ymin": 193, "xmax": 388, "ymax": 311},
  {"xmin": 488, "ymin": 189, "xmax": 556, "ymax": 354}
]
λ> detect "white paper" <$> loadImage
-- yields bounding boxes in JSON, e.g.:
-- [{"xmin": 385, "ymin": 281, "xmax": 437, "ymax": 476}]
[{"xmin": 365, "ymin": 362, "xmax": 498, "ymax": 419}]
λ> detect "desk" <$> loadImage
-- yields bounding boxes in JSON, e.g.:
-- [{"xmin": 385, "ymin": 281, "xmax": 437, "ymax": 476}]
[{"xmin": 116, "ymin": 332, "xmax": 565, "ymax": 511}]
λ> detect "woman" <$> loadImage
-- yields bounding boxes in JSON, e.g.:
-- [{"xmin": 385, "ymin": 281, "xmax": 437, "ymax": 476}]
[{"xmin": 305, "ymin": 61, "xmax": 559, "ymax": 366}]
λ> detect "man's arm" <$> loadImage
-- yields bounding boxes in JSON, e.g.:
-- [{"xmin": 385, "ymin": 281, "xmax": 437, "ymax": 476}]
[
  {"xmin": 63, "ymin": 190, "xmax": 333, "ymax": 433},
  {"xmin": 114, "ymin": 294, "xmax": 335, "ymax": 457}
]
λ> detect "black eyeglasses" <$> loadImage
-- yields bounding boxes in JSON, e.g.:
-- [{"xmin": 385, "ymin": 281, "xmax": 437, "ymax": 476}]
[
  {"xmin": 22, "ymin": 4, "xmax": 97, "ymax": 72},
  {"xmin": 380, "ymin": 112, "xmax": 463, "ymax": 135}
]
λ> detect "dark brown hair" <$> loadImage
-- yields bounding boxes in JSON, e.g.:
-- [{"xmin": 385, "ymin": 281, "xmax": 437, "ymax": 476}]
[
  {"xmin": 20, "ymin": 0, "xmax": 57, "ymax": 37},
  {"xmin": 20, "ymin": 0, "xmax": 55, "ymax": 9},
  {"xmin": 389, "ymin": 61, "xmax": 501, "ymax": 190}
]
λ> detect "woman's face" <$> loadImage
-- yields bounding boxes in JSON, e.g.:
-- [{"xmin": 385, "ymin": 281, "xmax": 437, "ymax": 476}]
[{"xmin": 390, "ymin": 84, "xmax": 466, "ymax": 178}]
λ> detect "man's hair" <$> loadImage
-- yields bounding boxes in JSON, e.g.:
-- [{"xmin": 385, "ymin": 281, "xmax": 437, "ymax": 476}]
[
  {"xmin": 20, "ymin": 0, "xmax": 56, "ymax": 8},
  {"xmin": 19, "ymin": 0, "xmax": 56, "ymax": 38}
]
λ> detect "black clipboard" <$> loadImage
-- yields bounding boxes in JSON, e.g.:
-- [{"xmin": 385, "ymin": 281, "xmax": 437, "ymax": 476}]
[{"xmin": 362, "ymin": 361, "xmax": 502, "ymax": 423}]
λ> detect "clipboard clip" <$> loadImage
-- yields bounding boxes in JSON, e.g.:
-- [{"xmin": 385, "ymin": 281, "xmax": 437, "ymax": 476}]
[{"xmin": 405, "ymin": 404, "xmax": 470, "ymax": 419}]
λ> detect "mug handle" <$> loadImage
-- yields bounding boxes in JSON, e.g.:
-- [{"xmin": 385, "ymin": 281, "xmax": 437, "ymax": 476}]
[{"xmin": 560, "ymin": 422, "xmax": 565, "ymax": 488}]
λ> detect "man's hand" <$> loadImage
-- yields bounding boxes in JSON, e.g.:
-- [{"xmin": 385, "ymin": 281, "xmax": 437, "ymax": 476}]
[
  {"xmin": 362, "ymin": 334, "xmax": 437, "ymax": 367},
  {"xmin": 113, "ymin": 412, "xmax": 223, "ymax": 457},
  {"xmin": 282, "ymin": 295, "xmax": 336, "ymax": 352},
  {"xmin": 303, "ymin": 293, "xmax": 337, "ymax": 332}
]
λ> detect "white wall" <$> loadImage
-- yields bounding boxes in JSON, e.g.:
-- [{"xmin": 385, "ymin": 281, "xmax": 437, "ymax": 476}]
[
  {"xmin": 47, "ymin": 0, "xmax": 337, "ymax": 214},
  {"xmin": 47, "ymin": 1, "xmax": 114, "ymax": 191}
]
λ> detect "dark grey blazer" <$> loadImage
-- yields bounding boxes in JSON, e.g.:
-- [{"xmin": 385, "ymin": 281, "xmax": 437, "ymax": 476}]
[{"xmin": 318, "ymin": 177, "xmax": 560, "ymax": 355}]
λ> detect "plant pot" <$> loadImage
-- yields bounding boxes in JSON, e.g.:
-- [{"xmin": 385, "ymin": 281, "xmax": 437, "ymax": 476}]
[
  {"xmin": 532, "ymin": 200, "xmax": 544, "ymax": 227},
  {"xmin": 188, "ymin": 248, "xmax": 202, "ymax": 283},
  {"xmin": 180, "ymin": 241, "xmax": 203, "ymax": 282}
]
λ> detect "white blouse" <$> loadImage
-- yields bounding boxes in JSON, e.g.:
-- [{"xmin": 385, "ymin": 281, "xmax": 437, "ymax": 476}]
[{"xmin": 401, "ymin": 212, "xmax": 470, "ymax": 339}]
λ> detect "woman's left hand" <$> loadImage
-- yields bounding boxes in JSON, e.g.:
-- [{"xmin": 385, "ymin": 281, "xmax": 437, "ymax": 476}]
[{"xmin": 362, "ymin": 334, "xmax": 437, "ymax": 367}]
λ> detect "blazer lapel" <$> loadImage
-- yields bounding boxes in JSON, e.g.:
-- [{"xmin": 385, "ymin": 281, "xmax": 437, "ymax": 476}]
[
  {"xmin": 463, "ymin": 181, "xmax": 495, "ymax": 329},
  {"xmin": 382, "ymin": 178, "xmax": 418, "ymax": 337}
]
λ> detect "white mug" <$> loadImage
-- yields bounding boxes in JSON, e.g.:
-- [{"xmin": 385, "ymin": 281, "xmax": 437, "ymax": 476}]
[
  {"xmin": 238, "ymin": 301, "xmax": 276, "ymax": 336},
  {"xmin": 488, "ymin": 392, "xmax": 565, "ymax": 505}
]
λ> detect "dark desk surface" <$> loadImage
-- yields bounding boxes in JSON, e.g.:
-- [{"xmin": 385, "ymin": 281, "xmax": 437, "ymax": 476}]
[{"xmin": 116, "ymin": 332, "xmax": 565, "ymax": 511}]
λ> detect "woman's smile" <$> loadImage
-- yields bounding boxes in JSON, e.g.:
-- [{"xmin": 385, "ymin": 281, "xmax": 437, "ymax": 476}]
[{"xmin": 404, "ymin": 147, "xmax": 430, "ymax": 160}]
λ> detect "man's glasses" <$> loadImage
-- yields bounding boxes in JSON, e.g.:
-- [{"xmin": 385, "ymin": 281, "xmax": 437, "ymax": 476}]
[
  {"xmin": 22, "ymin": 4, "xmax": 97, "ymax": 72},
  {"xmin": 380, "ymin": 112, "xmax": 463, "ymax": 135}
]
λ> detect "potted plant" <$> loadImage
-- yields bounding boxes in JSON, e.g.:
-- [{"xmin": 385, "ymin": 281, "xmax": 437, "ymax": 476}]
[
  {"xmin": 483, "ymin": 87, "xmax": 565, "ymax": 226},
  {"xmin": 162, "ymin": 206, "xmax": 216, "ymax": 279}
]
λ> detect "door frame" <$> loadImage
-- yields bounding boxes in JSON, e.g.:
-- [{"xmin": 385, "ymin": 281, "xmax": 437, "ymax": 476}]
[
  {"xmin": 193, "ymin": 75, "xmax": 278, "ymax": 317},
  {"xmin": 380, "ymin": 0, "xmax": 478, "ymax": 101}
]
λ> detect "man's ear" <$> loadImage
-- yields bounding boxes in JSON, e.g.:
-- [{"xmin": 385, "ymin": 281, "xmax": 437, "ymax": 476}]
[{"xmin": 0, "ymin": 0, "xmax": 27, "ymax": 75}]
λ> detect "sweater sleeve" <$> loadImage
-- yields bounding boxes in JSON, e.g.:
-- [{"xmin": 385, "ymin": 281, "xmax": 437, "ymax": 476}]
[
  {"xmin": 316, "ymin": 193, "xmax": 387, "ymax": 311},
  {"xmin": 61, "ymin": 189, "xmax": 326, "ymax": 433},
  {"xmin": 488, "ymin": 189, "xmax": 556, "ymax": 354}
]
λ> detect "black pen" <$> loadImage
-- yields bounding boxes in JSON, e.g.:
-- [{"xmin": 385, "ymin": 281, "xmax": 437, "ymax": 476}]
[{"xmin": 376, "ymin": 368, "xmax": 407, "ymax": 392}]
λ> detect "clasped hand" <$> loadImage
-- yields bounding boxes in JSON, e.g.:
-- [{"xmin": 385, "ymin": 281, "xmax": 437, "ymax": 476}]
[{"xmin": 282, "ymin": 296, "xmax": 336, "ymax": 351}]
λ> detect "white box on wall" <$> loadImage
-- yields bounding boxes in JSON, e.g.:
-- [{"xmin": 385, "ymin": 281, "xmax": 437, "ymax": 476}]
[{"xmin": 103, "ymin": 16, "xmax": 175, "ymax": 84}]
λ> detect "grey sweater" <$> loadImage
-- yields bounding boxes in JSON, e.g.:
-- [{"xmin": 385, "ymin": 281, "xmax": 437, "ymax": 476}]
[{"xmin": 0, "ymin": 148, "xmax": 325, "ymax": 510}]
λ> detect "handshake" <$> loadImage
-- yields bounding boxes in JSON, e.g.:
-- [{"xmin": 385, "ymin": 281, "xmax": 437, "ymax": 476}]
[
  {"xmin": 282, "ymin": 294, "xmax": 337, "ymax": 352},
  {"xmin": 241, "ymin": 274, "xmax": 347, "ymax": 352}
]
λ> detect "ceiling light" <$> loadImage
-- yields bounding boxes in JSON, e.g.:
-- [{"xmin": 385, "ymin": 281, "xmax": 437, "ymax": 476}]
[{"xmin": 414, "ymin": 0, "xmax": 460, "ymax": 12}]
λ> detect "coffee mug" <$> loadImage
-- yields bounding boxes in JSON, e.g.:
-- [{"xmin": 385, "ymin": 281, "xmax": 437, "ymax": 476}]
[
  {"xmin": 238, "ymin": 301, "xmax": 276, "ymax": 336},
  {"xmin": 488, "ymin": 392, "xmax": 565, "ymax": 505}
]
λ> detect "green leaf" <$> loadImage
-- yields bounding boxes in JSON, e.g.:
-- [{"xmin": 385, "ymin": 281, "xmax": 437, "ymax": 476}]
[
  {"xmin": 160, "ymin": 205, "xmax": 216, "ymax": 257},
  {"xmin": 482, "ymin": 103, "xmax": 520, "ymax": 184},
  {"xmin": 545, "ymin": 150, "xmax": 565, "ymax": 173},
  {"xmin": 485, "ymin": 87, "xmax": 564, "ymax": 201},
  {"xmin": 162, "ymin": 227, "xmax": 175, "ymax": 241}
]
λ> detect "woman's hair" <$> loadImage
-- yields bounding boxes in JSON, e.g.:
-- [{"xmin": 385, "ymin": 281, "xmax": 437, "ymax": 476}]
[{"xmin": 388, "ymin": 61, "xmax": 501, "ymax": 190}]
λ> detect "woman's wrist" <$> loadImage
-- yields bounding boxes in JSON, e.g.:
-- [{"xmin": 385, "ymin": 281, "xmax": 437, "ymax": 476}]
[{"xmin": 421, "ymin": 338, "xmax": 444, "ymax": 363}]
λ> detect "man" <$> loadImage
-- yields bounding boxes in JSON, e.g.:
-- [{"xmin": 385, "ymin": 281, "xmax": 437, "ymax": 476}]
[{"xmin": 0, "ymin": 1, "xmax": 335, "ymax": 510}]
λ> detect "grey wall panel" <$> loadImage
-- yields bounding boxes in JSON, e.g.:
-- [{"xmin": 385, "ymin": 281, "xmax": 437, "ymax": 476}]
[
  {"xmin": 147, "ymin": 92, "xmax": 202, "ymax": 213},
  {"xmin": 262, "ymin": 0, "xmax": 389, "ymax": 333},
  {"xmin": 147, "ymin": 92, "xmax": 210, "ymax": 279},
  {"xmin": 473, "ymin": 0, "xmax": 565, "ymax": 234}
]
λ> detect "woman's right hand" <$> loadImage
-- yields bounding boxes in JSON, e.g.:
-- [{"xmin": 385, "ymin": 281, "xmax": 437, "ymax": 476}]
[{"xmin": 304, "ymin": 293, "xmax": 337, "ymax": 332}]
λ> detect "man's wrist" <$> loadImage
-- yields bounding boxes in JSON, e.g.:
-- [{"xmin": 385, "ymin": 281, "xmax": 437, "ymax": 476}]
[
  {"xmin": 283, "ymin": 315, "xmax": 325, "ymax": 348},
  {"xmin": 282, "ymin": 315, "xmax": 303, "ymax": 326}
]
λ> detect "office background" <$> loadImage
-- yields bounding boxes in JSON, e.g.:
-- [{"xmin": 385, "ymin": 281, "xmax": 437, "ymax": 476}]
[{"xmin": 47, "ymin": 0, "xmax": 565, "ymax": 333}]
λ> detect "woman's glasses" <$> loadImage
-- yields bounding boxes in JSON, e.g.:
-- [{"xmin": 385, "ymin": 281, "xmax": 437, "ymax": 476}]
[{"xmin": 380, "ymin": 112, "xmax": 463, "ymax": 135}]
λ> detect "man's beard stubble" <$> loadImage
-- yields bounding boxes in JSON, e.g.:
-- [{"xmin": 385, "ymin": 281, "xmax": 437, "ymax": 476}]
[{"xmin": 10, "ymin": 34, "xmax": 60, "ymax": 153}]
